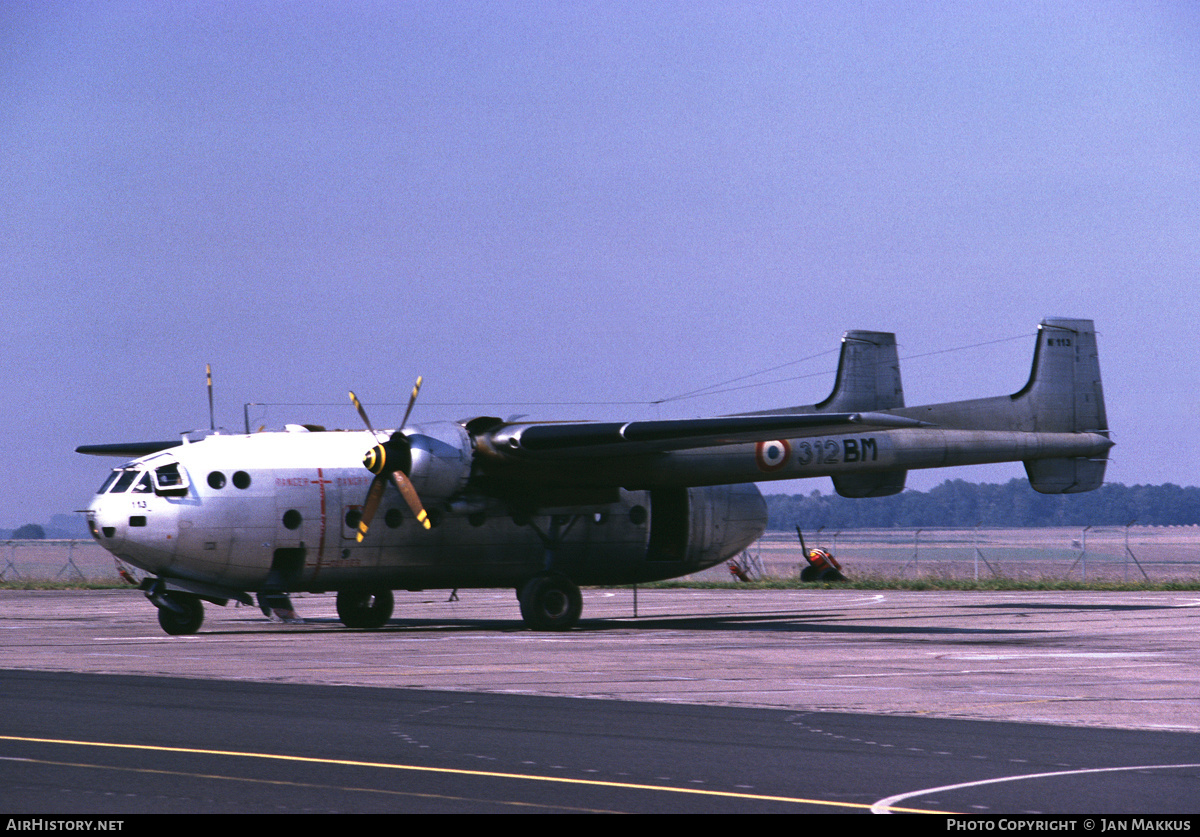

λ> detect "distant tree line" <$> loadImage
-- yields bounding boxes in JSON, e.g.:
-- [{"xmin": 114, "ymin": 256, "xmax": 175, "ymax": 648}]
[{"xmin": 765, "ymin": 480, "xmax": 1200, "ymax": 530}]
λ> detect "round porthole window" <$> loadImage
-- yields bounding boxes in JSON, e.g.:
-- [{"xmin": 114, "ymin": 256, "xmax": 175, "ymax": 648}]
[
  {"xmin": 207, "ymin": 471, "xmax": 226, "ymax": 489},
  {"xmin": 282, "ymin": 509, "xmax": 302, "ymax": 530},
  {"xmin": 233, "ymin": 471, "xmax": 251, "ymax": 489}
]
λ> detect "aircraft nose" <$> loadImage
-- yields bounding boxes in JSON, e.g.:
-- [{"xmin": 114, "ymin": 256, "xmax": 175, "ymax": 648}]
[{"xmin": 87, "ymin": 496, "xmax": 122, "ymax": 543}]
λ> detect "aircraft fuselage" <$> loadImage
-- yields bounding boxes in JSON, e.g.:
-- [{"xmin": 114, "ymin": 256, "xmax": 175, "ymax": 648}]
[{"xmin": 86, "ymin": 427, "xmax": 768, "ymax": 594}]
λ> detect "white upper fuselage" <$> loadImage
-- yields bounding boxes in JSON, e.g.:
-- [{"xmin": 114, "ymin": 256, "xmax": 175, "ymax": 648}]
[{"xmin": 85, "ymin": 425, "xmax": 767, "ymax": 592}]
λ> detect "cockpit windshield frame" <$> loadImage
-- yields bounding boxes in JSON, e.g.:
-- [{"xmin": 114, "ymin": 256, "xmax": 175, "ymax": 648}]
[{"xmin": 97, "ymin": 457, "xmax": 191, "ymax": 498}]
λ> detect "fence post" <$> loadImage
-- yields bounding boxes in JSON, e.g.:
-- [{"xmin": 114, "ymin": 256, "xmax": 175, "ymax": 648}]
[{"xmin": 1, "ymin": 541, "xmax": 20, "ymax": 581}]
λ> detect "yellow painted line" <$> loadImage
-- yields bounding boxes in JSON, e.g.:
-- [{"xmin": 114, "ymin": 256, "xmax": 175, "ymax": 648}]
[
  {"xmin": 0, "ymin": 754, "xmax": 615, "ymax": 813},
  {"xmin": 0, "ymin": 734, "xmax": 942, "ymax": 813}
]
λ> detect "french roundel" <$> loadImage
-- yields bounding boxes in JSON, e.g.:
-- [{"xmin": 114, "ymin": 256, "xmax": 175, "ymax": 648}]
[{"xmin": 755, "ymin": 439, "xmax": 791, "ymax": 472}]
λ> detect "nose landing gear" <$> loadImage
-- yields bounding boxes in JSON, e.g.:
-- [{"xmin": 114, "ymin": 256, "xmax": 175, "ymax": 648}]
[{"xmin": 153, "ymin": 590, "xmax": 204, "ymax": 635}]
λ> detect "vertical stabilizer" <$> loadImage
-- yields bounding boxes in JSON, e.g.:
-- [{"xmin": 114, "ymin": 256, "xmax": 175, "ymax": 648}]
[
  {"xmin": 820, "ymin": 331, "xmax": 908, "ymax": 498},
  {"xmin": 1014, "ymin": 318, "xmax": 1107, "ymax": 434},
  {"xmin": 816, "ymin": 330, "xmax": 905, "ymax": 413},
  {"xmin": 1017, "ymin": 318, "xmax": 1109, "ymax": 493}
]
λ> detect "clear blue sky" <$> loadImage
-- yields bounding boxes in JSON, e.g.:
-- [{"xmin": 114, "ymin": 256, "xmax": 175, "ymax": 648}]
[{"xmin": 3, "ymin": 2, "xmax": 1198, "ymax": 527}]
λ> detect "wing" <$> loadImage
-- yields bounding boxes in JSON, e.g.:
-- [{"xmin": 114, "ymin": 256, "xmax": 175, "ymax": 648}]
[
  {"xmin": 76, "ymin": 441, "xmax": 182, "ymax": 457},
  {"xmin": 483, "ymin": 411, "xmax": 930, "ymax": 458}
]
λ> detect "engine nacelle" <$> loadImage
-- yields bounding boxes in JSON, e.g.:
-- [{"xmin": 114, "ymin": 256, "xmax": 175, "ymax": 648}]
[{"xmin": 406, "ymin": 421, "xmax": 474, "ymax": 503}]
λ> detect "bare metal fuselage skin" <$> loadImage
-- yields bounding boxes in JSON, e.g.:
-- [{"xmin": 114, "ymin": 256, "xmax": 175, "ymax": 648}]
[
  {"xmin": 86, "ymin": 429, "xmax": 768, "ymax": 593},
  {"xmin": 81, "ymin": 317, "xmax": 1111, "ymax": 630}
]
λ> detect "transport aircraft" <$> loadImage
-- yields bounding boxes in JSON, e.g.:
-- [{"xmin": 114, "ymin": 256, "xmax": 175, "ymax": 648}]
[{"xmin": 78, "ymin": 318, "xmax": 1111, "ymax": 634}]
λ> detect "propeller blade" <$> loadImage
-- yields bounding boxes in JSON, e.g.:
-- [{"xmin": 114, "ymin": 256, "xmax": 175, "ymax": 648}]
[
  {"xmin": 350, "ymin": 381, "xmax": 431, "ymax": 537},
  {"xmin": 391, "ymin": 470, "xmax": 431, "ymax": 530},
  {"xmin": 349, "ymin": 391, "xmax": 378, "ymax": 436},
  {"xmin": 355, "ymin": 474, "xmax": 388, "ymax": 542},
  {"xmin": 399, "ymin": 376, "xmax": 422, "ymax": 429}
]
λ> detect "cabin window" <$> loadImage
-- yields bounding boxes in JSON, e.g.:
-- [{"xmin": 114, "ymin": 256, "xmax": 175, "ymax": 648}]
[
  {"xmin": 208, "ymin": 471, "xmax": 226, "ymax": 489},
  {"xmin": 233, "ymin": 471, "xmax": 252, "ymax": 489},
  {"xmin": 282, "ymin": 509, "xmax": 302, "ymax": 530},
  {"xmin": 385, "ymin": 508, "xmax": 404, "ymax": 528}
]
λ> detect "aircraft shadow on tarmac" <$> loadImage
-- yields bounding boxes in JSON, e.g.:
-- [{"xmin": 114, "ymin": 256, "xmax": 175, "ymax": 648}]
[
  {"xmin": 201, "ymin": 611, "xmax": 1046, "ymax": 637},
  {"xmin": 966, "ymin": 602, "xmax": 1178, "ymax": 612}
]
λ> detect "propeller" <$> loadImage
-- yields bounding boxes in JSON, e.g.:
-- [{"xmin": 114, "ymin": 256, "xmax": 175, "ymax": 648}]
[{"xmin": 349, "ymin": 377, "xmax": 431, "ymax": 541}]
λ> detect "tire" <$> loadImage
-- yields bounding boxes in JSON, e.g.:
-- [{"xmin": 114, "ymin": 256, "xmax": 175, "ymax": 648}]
[
  {"xmin": 157, "ymin": 592, "xmax": 204, "ymax": 635},
  {"xmin": 799, "ymin": 565, "xmax": 821, "ymax": 582},
  {"xmin": 337, "ymin": 588, "xmax": 394, "ymax": 629},
  {"xmin": 518, "ymin": 574, "xmax": 582, "ymax": 631}
]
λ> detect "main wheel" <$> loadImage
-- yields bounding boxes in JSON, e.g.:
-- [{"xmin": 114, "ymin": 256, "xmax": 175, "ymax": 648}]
[
  {"xmin": 157, "ymin": 592, "xmax": 204, "ymax": 635},
  {"xmin": 518, "ymin": 574, "xmax": 582, "ymax": 631},
  {"xmin": 336, "ymin": 588, "xmax": 394, "ymax": 629}
]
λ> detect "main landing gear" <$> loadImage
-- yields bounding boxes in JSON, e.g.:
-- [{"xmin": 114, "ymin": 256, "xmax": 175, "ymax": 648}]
[
  {"xmin": 512, "ymin": 512, "xmax": 586, "ymax": 631},
  {"xmin": 336, "ymin": 588, "xmax": 395, "ymax": 629},
  {"xmin": 518, "ymin": 573, "xmax": 583, "ymax": 631}
]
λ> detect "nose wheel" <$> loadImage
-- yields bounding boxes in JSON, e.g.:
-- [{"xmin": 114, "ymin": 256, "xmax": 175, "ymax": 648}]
[{"xmin": 155, "ymin": 591, "xmax": 204, "ymax": 635}]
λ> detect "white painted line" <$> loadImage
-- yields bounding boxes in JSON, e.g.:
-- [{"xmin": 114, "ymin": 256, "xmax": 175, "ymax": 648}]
[{"xmin": 872, "ymin": 763, "xmax": 1200, "ymax": 814}]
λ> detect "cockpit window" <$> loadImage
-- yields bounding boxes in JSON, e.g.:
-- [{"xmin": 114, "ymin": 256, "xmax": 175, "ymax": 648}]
[
  {"xmin": 151, "ymin": 461, "xmax": 190, "ymax": 496},
  {"xmin": 97, "ymin": 470, "xmax": 123, "ymax": 494},
  {"xmin": 131, "ymin": 472, "xmax": 154, "ymax": 494},
  {"xmin": 108, "ymin": 470, "xmax": 140, "ymax": 494}
]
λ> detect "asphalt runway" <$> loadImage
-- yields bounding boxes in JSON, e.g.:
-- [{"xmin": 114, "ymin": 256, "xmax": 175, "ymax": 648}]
[{"xmin": 2, "ymin": 587, "xmax": 1200, "ymax": 813}]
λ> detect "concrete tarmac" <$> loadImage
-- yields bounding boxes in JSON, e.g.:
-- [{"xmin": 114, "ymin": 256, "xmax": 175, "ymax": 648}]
[{"xmin": 3, "ymin": 587, "xmax": 1198, "ymax": 732}]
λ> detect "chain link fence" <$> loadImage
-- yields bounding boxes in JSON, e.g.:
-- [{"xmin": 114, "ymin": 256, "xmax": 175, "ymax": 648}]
[
  {"xmin": 5, "ymin": 528, "xmax": 1200, "ymax": 584},
  {"xmin": 1, "ymin": 540, "xmax": 122, "ymax": 583},
  {"xmin": 707, "ymin": 526, "xmax": 1200, "ymax": 583}
]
